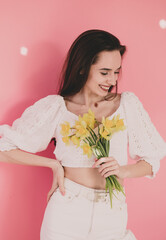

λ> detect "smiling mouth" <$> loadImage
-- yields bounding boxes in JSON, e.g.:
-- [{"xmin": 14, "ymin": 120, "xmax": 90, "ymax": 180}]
[{"xmin": 99, "ymin": 84, "xmax": 110, "ymax": 91}]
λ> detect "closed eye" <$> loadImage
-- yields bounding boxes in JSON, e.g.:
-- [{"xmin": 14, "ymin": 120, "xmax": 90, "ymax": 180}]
[
  {"xmin": 100, "ymin": 72, "xmax": 108, "ymax": 75},
  {"xmin": 101, "ymin": 72, "xmax": 120, "ymax": 75}
]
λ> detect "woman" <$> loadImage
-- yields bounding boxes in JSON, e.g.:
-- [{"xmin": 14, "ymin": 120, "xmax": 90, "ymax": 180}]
[{"xmin": 0, "ymin": 29, "xmax": 166, "ymax": 240}]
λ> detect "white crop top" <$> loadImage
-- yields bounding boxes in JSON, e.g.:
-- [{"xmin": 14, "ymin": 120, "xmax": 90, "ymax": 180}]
[{"xmin": 0, "ymin": 91, "xmax": 166, "ymax": 179}]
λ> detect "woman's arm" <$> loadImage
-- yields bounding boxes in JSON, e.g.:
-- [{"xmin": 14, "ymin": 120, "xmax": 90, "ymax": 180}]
[
  {"xmin": 93, "ymin": 157, "xmax": 153, "ymax": 179},
  {"xmin": 119, "ymin": 160, "xmax": 153, "ymax": 178},
  {"xmin": 0, "ymin": 149, "xmax": 66, "ymax": 197},
  {"xmin": 0, "ymin": 149, "xmax": 59, "ymax": 170},
  {"xmin": 123, "ymin": 92, "xmax": 166, "ymax": 179}
]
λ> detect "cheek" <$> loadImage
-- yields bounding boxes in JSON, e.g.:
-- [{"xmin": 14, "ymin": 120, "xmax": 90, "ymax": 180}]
[
  {"xmin": 86, "ymin": 75, "xmax": 100, "ymax": 88},
  {"xmin": 86, "ymin": 79, "xmax": 94, "ymax": 89}
]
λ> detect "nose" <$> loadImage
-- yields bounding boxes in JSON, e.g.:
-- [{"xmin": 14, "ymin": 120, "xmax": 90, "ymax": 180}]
[{"xmin": 107, "ymin": 73, "xmax": 117, "ymax": 85}]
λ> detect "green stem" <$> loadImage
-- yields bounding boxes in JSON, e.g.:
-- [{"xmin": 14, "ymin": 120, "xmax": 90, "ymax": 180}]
[
  {"xmin": 87, "ymin": 136, "xmax": 95, "ymax": 146},
  {"xmin": 84, "ymin": 137, "xmax": 92, "ymax": 146},
  {"xmin": 88, "ymin": 126, "xmax": 98, "ymax": 140},
  {"xmin": 96, "ymin": 140, "xmax": 107, "ymax": 157}
]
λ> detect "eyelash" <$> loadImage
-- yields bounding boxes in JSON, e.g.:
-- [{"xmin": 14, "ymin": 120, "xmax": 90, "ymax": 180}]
[{"xmin": 100, "ymin": 72, "xmax": 120, "ymax": 75}]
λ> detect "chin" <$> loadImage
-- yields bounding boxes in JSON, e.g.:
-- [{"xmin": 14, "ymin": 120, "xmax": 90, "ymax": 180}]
[
  {"xmin": 90, "ymin": 87, "xmax": 109, "ymax": 97},
  {"xmin": 99, "ymin": 90, "xmax": 109, "ymax": 97}
]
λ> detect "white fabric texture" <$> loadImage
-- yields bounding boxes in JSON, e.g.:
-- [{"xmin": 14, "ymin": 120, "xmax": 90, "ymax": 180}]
[
  {"xmin": 40, "ymin": 177, "xmax": 137, "ymax": 240},
  {"xmin": 53, "ymin": 93, "xmax": 128, "ymax": 169},
  {"xmin": 123, "ymin": 92, "xmax": 166, "ymax": 178},
  {"xmin": 0, "ymin": 95, "xmax": 62, "ymax": 153},
  {"xmin": 0, "ymin": 91, "xmax": 166, "ymax": 178}
]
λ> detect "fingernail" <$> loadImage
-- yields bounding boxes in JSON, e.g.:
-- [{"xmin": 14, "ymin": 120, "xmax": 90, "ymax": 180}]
[
  {"xmin": 92, "ymin": 165, "xmax": 95, "ymax": 168},
  {"xmin": 62, "ymin": 191, "xmax": 65, "ymax": 196}
]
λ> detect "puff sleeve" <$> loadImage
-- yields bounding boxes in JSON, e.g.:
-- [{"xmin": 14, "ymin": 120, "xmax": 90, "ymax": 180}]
[
  {"xmin": 123, "ymin": 91, "xmax": 166, "ymax": 179},
  {"xmin": 0, "ymin": 95, "xmax": 62, "ymax": 153}
]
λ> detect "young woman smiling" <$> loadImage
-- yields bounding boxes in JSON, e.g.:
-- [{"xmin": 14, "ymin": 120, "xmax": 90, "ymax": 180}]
[{"xmin": 1, "ymin": 29, "xmax": 166, "ymax": 240}]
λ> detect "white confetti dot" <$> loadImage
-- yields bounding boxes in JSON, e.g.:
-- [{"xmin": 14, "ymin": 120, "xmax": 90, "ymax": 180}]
[
  {"xmin": 159, "ymin": 19, "xmax": 166, "ymax": 29},
  {"xmin": 20, "ymin": 46, "xmax": 28, "ymax": 56}
]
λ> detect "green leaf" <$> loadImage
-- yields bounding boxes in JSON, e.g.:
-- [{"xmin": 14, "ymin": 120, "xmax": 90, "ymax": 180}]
[
  {"xmin": 92, "ymin": 147, "xmax": 102, "ymax": 159},
  {"xmin": 85, "ymin": 137, "xmax": 91, "ymax": 146},
  {"xmin": 107, "ymin": 140, "xmax": 110, "ymax": 154},
  {"xmin": 87, "ymin": 136, "xmax": 94, "ymax": 146},
  {"xmin": 107, "ymin": 177, "xmax": 119, "ymax": 200},
  {"xmin": 105, "ymin": 178, "xmax": 109, "ymax": 192},
  {"xmin": 98, "ymin": 124, "xmax": 100, "ymax": 135},
  {"xmin": 111, "ymin": 175, "xmax": 126, "ymax": 197},
  {"xmin": 96, "ymin": 140, "xmax": 107, "ymax": 157},
  {"xmin": 107, "ymin": 180, "xmax": 113, "ymax": 208},
  {"xmin": 88, "ymin": 126, "xmax": 98, "ymax": 140},
  {"xmin": 88, "ymin": 128, "xmax": 97, "ymax": 143},
  {"xmin": 105, "ymin": 140, "xmax": 109, "ymax": 156}
]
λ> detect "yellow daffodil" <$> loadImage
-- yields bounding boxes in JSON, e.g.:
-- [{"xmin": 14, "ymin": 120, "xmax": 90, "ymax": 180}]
[
  {"xmin": 60, "ymin": 110, "xmax": 126, "ymax": 208},
  {"xmin": 62, "ymin": 136, "xmax": 70, "ymax": 145},
  {"xmin": 71, "ymin": 135, "xmax": 80, "ymax": 147},
  {"xmin": 99, "ymin": 126, "xmax": 111, "ymax": 140},
  {"xmin": 116, "ymin": 119, "xmax": 126, "ymax": 131},
  {"xmin": 77, "ymin": 116, "xmax": 87, "ymax": 127},
  {"xmin": 110, "ymin": 115, "xmax": 126, "ymax": 131},
  {"xmin": 112, "ymin": 114, "xmax": 121, "ymax": 125},
  {"xmin": 82, "ymin": 109, "xmax": 95, "ymax": 129},
  {"xmin": 74, "ymin": 117, "xmax": 89, "ymax": 139},
  {"xmin": 102, "ymin": 115, "xmax": 125, "ymax": 133},
  {"xmin": 60, "ymin": 122, "xmax": 71, "ymax": 136},
  {"xmin": 75, "ymin": 125, "xmax": 89, "ymax": 139},
  {"xmin": 81, "ymin": 143, "xmax": 92, "ymax": 158},
  {"xmin": 102, "ymin": 117, "xmax": 115, "ymax": 130}
]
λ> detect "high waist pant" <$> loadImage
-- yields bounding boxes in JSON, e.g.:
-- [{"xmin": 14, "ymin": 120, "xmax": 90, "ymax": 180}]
[{"xmin": 40, "ymin": 177, "xmax": 136, "ymax": 240}]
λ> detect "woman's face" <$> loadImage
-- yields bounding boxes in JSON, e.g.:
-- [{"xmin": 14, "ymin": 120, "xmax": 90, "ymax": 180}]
[{"xmin": 84, "ymin": 50, "xmax": 122, "ymax": 98}]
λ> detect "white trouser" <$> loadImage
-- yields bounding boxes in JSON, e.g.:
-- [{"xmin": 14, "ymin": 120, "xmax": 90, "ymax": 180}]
[{"xmin": 40, "ymin": 177, "xmax": 137, "ymax": 240}]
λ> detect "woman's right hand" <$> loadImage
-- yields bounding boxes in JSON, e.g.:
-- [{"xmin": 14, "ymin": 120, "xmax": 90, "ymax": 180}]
[{"xmin": 47, "ymin": 161, "xmax": 65, "ymax": 203}]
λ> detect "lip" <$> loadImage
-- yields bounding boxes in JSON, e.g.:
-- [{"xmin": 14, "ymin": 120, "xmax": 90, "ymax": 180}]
[
  {"xmin": 99, "ymin": 84, "xmax": 110, "ymax": 92},
  {"xmin": 99, "ymin": 84, "xmax": 111, "ymax": 88}
]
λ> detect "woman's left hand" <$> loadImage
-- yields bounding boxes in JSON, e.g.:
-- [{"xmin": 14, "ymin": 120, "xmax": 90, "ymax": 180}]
[
  {"xmin": 47, "ymin": 162, "xmax": 65, "ymax": 203},
  {"xmin": 92, "ymin": 157, "xmax": 126, "ymax": 179}
]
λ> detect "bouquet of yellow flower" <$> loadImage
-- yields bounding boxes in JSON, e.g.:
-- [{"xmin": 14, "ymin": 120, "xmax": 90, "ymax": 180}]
[{"xmin": 60, "ymin": 109, "xmax": 126, "ymax": 207}]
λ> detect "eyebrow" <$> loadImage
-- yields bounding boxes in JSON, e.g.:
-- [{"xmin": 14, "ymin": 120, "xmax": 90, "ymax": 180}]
[{"xmin": 99, "ymin": 66, "xmax": 121, "ymax": 71}]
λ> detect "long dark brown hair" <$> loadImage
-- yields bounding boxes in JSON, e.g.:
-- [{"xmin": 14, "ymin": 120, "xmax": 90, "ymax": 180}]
[{"xmin": 58, "ymin": 29, "xmax": 126, "ymax": 100}]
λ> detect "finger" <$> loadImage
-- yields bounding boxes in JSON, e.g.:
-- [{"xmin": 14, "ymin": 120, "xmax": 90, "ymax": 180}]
[
  {"xmin": 97, "ymin": 161, "xmax": 118, "ymax": 173},
  {"xmin": 57, "ymin": 175, "xmax": 65, "ymax": 195},
  {"xmin": 47, "ymin": 193, "xmax": 51, "ymax": 203},
  {"xmin": 47, "ymin": 194, "xmax": 52, "ymax": 203},
  {"xmin": 47, "ymin": 190, "xmax": 53, "ymax": 202},
  {"xmin": 100, "ymin": 165, "xmax": 119, "ymax": 176},
  {"xmin": 93, "ymin": 157, "xmax": 116, "ymax": 168},
  {"xmin": 99, "ymin": 157, "xmax": 115, "ymax": 163},
  {"xmin": 47, "ymin": 185, "xmax": 59, "ymax": 203},
  {"xmin": 92, "ymin": 158, "xmax": 107, "ymax": 168},
  {"xmin": 103, "ymin": 169, "xmax": 120, "ymax": 178}
]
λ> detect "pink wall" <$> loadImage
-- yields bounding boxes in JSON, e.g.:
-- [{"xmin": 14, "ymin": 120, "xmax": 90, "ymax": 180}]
[{"xmin": 0, "ymin": 0, "xmax": 166, "ymax": 239}]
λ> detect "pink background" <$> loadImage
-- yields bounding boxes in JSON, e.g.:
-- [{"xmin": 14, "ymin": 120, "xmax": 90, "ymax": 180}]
[{"xmin": 0, "ymin": 1, "xmax": 166, "ymax": 239}]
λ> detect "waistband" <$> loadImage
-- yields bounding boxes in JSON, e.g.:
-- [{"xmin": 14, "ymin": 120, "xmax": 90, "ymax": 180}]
[{"xmin": 63, "ymin": 177, "xmax": 126, "ymax": 204}]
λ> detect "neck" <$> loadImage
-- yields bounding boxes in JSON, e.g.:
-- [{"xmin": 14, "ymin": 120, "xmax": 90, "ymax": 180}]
[{"xmin": 73, "ymin": 89, "xmax": 106, "ymax": 108}]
